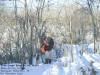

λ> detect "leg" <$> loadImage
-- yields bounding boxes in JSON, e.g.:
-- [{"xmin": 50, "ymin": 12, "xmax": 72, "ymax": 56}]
[
  {"xmin": 41, "ymin": 52, "xmax": 45, "ymax": 64},
  {"xmin": 45, "ymin": 51, "xmax": 49, "ymax": 64}
]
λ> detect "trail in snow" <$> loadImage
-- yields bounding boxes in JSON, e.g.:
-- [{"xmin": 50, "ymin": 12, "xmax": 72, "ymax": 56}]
[{"xmin": 0, "ymin": 45, "xmax": 100, "ymax": 75}]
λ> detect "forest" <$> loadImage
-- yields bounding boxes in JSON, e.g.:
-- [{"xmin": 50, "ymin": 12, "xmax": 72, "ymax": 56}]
[{"xmin": 0, "ymin": 0, "xmax": 100, "ymax": 75}]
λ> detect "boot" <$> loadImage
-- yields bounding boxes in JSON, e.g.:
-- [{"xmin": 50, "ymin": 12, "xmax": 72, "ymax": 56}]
[
  {"xmin": 48, "ymin": 59, "xmax": 51, "ymax": 64},
  {"xmin": 45, "ymin": 59, "xmax": 48, "ymax": 64}
]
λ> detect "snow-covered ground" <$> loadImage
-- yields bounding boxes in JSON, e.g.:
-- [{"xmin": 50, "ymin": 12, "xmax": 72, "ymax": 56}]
[
  {"xmin": 0, "ymin": 45, "xmax": 100, "ymax": 75},
  {"xmin": 0, "ymin": 53, "xmax": 100, "ymax": 75}
]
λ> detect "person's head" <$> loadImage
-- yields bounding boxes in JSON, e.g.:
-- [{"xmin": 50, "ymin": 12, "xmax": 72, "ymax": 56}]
[{"xmin": 45, "ymin": 32, "xmax": 50, "ymax": 38}]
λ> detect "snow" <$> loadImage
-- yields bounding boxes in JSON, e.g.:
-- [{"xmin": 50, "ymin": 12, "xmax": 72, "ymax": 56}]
[{"xmin": 0, "ymin": 45, "xmax": 100, "ymax": 75}]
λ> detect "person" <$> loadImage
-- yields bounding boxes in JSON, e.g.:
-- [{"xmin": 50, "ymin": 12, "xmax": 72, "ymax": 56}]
[{"xmin": 41, "ymin": 32, "xmax": 54, "ymax": 64}]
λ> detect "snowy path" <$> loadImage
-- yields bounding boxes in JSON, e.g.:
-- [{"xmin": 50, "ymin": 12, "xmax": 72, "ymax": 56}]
[
  {"xmin": 23, "ymin": 62, "xmax": 67, "ymax": 75},
  {"xmin": 0, "ymin": 45, "xmax": 100, "ymax": 75},
  {"xmin": 0, "ymin": 63, "xmax": 67, "ymax": 75},
  {"xmin": 0, "ymin": 54, "xmax": 100, "ymax": 75}
]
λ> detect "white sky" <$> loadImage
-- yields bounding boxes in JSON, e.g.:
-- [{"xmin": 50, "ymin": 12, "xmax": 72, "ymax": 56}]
[
  {"xmin": 6, "ymin": 0, "xmax": 76, "ymax": 8},
  {"xmin": 4, "ymin": 0, "xmax": 71, "ymax": 11},
  {"xmin": 3, "ymin": 0, "xmax": 98, "ymax": 12}
]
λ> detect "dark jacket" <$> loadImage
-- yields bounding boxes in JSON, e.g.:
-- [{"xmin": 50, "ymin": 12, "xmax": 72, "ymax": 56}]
[
  {"xmin": 41, "ymin": 37, "xmax": 54, "ymax": 51},
  {"xmin": 45, "ymin": 37, "xmax": 54, "ymax": 51}
]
